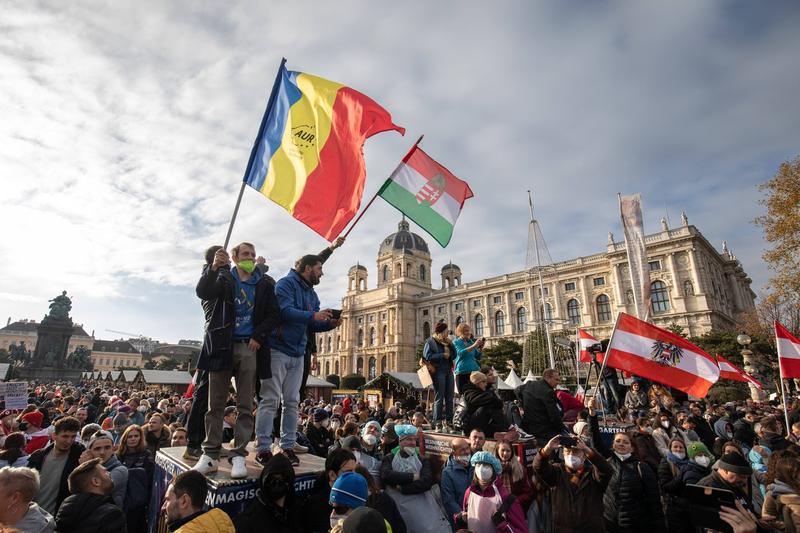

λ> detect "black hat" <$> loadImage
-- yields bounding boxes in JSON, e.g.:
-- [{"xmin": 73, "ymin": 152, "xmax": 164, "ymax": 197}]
[
  {"xmin": 718, "ymin": 453, "xmax": 752, "ymax": 475},
  {"xmin": 342, "ymin": 507, "xmax": 387, "ymax": 533}
]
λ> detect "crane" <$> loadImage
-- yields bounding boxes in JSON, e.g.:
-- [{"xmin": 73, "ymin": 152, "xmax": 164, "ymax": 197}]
[{"xmin": 105, "ymin": 329, "xmax": 147, "ymax": 339}]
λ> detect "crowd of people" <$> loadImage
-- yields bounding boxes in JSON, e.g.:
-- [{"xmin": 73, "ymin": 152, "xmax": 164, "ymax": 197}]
[{"xmin": 1, "ymin": 239, "xmax": 799, "ymax": 533}]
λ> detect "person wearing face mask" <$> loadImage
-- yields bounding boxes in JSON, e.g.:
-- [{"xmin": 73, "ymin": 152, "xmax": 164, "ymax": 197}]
[
  {"xmin": 305, "ymin": 408, "xmax": 334, "ymax": 458},
  {"xmin": 651, "ymin": 412, "xmax": 679, "ymax": 458},
  {"xmin": 379, "ymin": 425, "xmax": 450, "ymax": 533},
  {"xmin": 235, "ymin": 453, "xmax": 300, "ymax": 533},
  {"xmin": 631, "ymin": 417, "xmax": 662, "ymax": 474},
  {"xmin": 341, "ymin": 436, "xmax": 381, "ymax": 489},
  {"xmin": 681, "ymin": 441, "xmax": 714, "ymax": 485},
  {"xmin": 657, "ymin": 438, "xmax": 691, "ymax": 533},
  {"xmin": 587, "ymin": 398, "xmax": 665, "ymax": 533},
  {"xmin": 360, "ymin": 421, "xmax": 383, "ymax": 460},
  {"xmin": 533, "ymin": 433, "xmax": 612, "ymax": 532},
  {"xmin": 441, "ymin": 438, "xmax": 473, "ymax": 530},
  {"xmin": 493, "ymin": 440, "xmax": 534, "ymax": 513},
  {"xmin": 454, "ymin": 451, "xmax": 527, "ymax": 533},
  {"xmin": 328, "ymin": 471, "xmax": 369, "ymax": 532},
  {"xmin": 300, "ymin": 448, "xmax": 357, "ymax": 533}
]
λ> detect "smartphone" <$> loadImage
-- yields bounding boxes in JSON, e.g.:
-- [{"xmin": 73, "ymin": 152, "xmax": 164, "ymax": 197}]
[
  {"xmin": 558, "ymin": 436, "xmax": 577, "ymax": 448},
  {"xmin": 331, "ymin": 309, "xmax": 342, "ymax": 320},
  {"xmin": 685, "ymin": 484, "xmax": 737, "ymax": 533}
]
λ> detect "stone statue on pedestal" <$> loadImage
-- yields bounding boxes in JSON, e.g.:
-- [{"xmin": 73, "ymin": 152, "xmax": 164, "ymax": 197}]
[{"xmin": 47, "ymin": 291, "xmax": 72, "ymax": 320}]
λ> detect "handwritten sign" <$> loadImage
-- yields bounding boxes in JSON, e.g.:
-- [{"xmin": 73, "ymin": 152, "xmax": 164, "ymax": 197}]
[{"xmin": 0, "ymin": 382, "xmax": 28, "ymax": 410}]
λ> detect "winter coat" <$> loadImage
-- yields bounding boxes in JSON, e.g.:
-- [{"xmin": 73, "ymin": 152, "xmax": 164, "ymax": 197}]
[
  {"xmin": 236, "ymin": 453, "xmax": 299, "ymax": 533},
  {"xmin": 631, "ymin": 431, "xmax": 662, "ymax": 474},
  {"xmin": 145, "ymin": 427, "xmax": 171, "ymax": 456},
  {"xmin": 763, "ymin": 481, "xmax": 800, "ymax": 533},
  {"xmin": 461, "ymin": 482, "xmax": 528, "ymax": 533},
  {"xmin": 733, "ymin": 418, "xmax": 757, "ymax": 448},
  {"xmin": 760, "ymin": 432, "xmax": 792, "ymax": 452},
  {"xmin": 495, "ymin": 461, "xmax": 535, "ymax": 512},
  {"xmin": 54, "ymin": 493, "xmax": 126, "ymax": 533},
  {"xmin": 689, "ymin": 414, "xmax": 717, "ymax": 449},
  {"xmin": 658, "ymin": 457, "xmax": 690, "ymax": 533},
  {"xmin": 651, "ymin": 425, "xmax": 679, "ymax": 457},
  {"xmin": 366, "ymin": 490, "xmax": 407, "ymax": 533},
  {"xmin": 102, "ymin": 455, "xmax": 128, "ymax": 509},
  {"xmin": 440, "ymin": 456, "xmax": 472, "ymax": 527},
  {"xmin": 118, "ymin": 449, "xmax": 155, "ymax": 483},
  {"xmin": 304, "ymin": 423, "xmax": 333, "ymax": 458},
  {"xmin": 27, "ymin": 442, "xmax": 85, "ymax": 515},
  {"xmin": 299, "ymin": 472, "xmax": 331, "ymax": 533},
  {"xmin": 533, "ymin": 447, "xmax": 612, "ymax": 533},
  {"xmin": 13, "ymin": 502, "xmax": 55, "ymax": 533},
  {"xmin": 271, "ymin": 269, "xmax": 334, "ymax": 358},
  {"xmin": 462, "ymin": 382, "xmax": 503, "ymax": 421},
  {"xmin": 422, "ymin": 337, "xmax": 454, "ymax": 373},
  {"xmin": 696, "ymin": 471, "xmax": 756, "ymax": 514},
  {"xmin": 623, "ymin": 389, "xmax": 648, "ymax": 411},
  {"xmin": 196, "ymin": 264, "xmax": 280, "ymax": 378},
  {"xmin": 680, "ymin": 460, "xmax": 711, "ymax": 486},
  {"xmin": 516, "ymin": 379, "xmax": 565, "ymax": 443},
  {"xmin": 173, "ymin": 509, "xmax": 235, "ymax": 533}
]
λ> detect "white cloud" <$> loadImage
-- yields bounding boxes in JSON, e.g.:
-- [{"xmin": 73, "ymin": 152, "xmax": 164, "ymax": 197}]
[{"xmin": 1, "ymin": 1, "xmax": 799, "ymax": 341}]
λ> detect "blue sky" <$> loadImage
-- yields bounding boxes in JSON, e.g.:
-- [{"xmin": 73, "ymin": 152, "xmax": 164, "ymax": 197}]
[{"xmin": 2, "ymin": 1, "xmax": 799, "ymax": 343}]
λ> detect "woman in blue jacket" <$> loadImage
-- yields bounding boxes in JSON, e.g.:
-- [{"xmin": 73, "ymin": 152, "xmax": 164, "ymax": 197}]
[
  {"xmin": 423, "ymin": 322, "xmax": 454, "ymax": 432},
  {"xmin": 453, "ymin": 323, "xmax": 485, "ymax": 394}
]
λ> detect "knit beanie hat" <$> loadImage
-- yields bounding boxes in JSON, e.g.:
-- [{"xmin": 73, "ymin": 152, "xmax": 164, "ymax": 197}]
[
  {"xmin": 572, "ymin": 421, "xmax": 589, "ymax": 438},
  {"xmin": 435, "ymin": 322, "xmax": 448, "ymax": 334},
  {"xmin": 718, "ymin": 452, "xmax": 753, "ymax": 475},
  {"xmin": 21, "ymin": 411, "xmax": 43, "ymax": 428},
  {"xmin": 362, "ymin": 420, "xmax": 381, "ymax": 438},
  {"xmin": 686, "ymin": 441, "xmax": 711, "ymax": 460},
  {"xmin": 470, "ymin": 451, "xmax": 502, "ymax": 475},
  {"xmin": 329, "ymin": 472, "xmax": 368, "ymax": 509},
  {"xmin": 470, "ymin": 371, "xmax": 488, "ymax": 385},
  {"xmin": 313, "ymin": 408, "xmax": 330, "ymax": 423},
  {"xmin": 342, "ymin": 507, "xmax": 387, "ymax": 533}
]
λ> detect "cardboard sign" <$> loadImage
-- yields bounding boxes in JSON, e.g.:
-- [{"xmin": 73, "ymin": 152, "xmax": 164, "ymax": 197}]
[{"xmin": 0, "ymin": 382, "xmax": 28, "ymax": 410}]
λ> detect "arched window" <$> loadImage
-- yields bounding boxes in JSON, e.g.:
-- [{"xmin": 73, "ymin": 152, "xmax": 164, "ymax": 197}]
[
  {"xmin": 357, "ymin": 357, "xmax": 364, "ymax": 375},
  {"xmin": 324, "ymin": 361, "xmax": 330, "ymax": 376},
  {"xmin": 445, "ymin": 278, "xmax": 451, "ymax": 288},
  {"xmin": 336, "ymin": 335, "xmax": 341, "ymax": 350},
  {"xmin": 516, "ymin": 307, "xmax": 527, "ymax": 333},
  {"xmin": 495, "ymin": 310, "xmax": 505, "ymax": 335},
  {"xmin": 684, "ymin": 279, "xmax": 694, "ymax": 296},
  {"xmin": 334, "ymin": 360, "xmax": 339, "ymax": 375},
  {"xmin": 396, "ymin": 263, "xmax": 402, "ymax": 278},
  {"xmin": 422, "ymin": 321, "xmax": 431, "ymax": 339},
  {"xmin": 380, "ymin": 355, "xmax": 387, "ymax": 373},
  {"xmin": 567, "ymin": 299, "xmax": 581, "ymax": 325},
  {"xmin": 369, "ymin": 327, "xmax": 376, "ymax": 346},
  {"xmin": 651, "ymin": 280, "xmax": 670, "ymax": 313},
  {"xmin": 382, "ymin": 325, "xmax": 388, "ymax": 344},
  {"xmin": 544, "ymin": 303, "xmax": 553, "ymax": 321},
  {"xmin": 596, "ymin": 294, "xmax": 612, "ymax": 322},
  {"xmin": 382, "ymin": 265, "xmax": 389, "ymax": 282},
  {"xmin": 406, "ymin": 263, "xmax": 412, "ymax": 276},
  {"xmin": 474, "ymin": 314, "xmax": 484, "ymax": 337},
  {"xmin": 419, "ymin": 265, "xmax": 426, "ymax": 281},
  {"xmin": 357, "ymin": 329, "xmax": 364, "ymax": 347},
  {"xmin": 326, "ymin": 336, "xmax": 332, "ymax": 352},
  {"xmin": 359, "ymin": 279, "xmax": 366, "ymax": 291},
  {"xmin": 368, "ymin": 357, "xmax": 377, "ymax": 380}
]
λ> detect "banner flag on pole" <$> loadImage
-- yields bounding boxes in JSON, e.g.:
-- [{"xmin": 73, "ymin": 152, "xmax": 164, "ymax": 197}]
[
  {"xmin": 377, "ymin": 145, "xmax": 473, "ymax": 247},
  {"xmin": 243, "ymin": 61, "xmax": 405, "ymax": 240},
  {"xmin": 619, "ymin": 194, "xmax": 651, "ymax": 321},
  {"xmin": 716, "ymin": 354, "xmax": 762, "ymax": 389},
  {"xmin": 775, "ymin": 320, "xmax": 800, "ymax": 379},
  {"xmin": 578, "ymin": 328, "xmax": 605, "ymax": 363},
  {"xmin": 605, "ymin": 313, "xmax": 720, "ymax": 397}
]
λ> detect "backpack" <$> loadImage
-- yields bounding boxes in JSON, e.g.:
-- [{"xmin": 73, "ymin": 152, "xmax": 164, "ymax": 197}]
[{"xmin": 124, "ymin": 467, "xmax": 150, "ymax": 511}]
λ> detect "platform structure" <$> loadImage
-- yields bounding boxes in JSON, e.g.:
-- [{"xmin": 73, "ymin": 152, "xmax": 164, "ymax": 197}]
[{"xmin": 149, "ymin": 445, "xmax": 325, "ymax": 533}]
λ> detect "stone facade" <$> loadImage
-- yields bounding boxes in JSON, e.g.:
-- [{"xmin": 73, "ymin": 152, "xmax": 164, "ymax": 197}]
[
  {"xmin": 314, "ymin": 216, "xmax": 756, "ymax": 381},
  {"xmin": 91, "ymin": 340, "xmax": 142, "ymax": 371},
  {"xmin": 0, "ymin": 320, "xmax": 94, "ymax": 355}
]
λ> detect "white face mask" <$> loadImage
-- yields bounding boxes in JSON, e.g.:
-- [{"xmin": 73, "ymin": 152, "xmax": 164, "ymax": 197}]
[
  {"xmin": 564, "ymin": 455, "xmax": 583, "ymax": 470},
  {"xmin": 330, "ymin": 514, "xmax": 346, "ymax": 529},
  {"xmin": 353, "ymin": 451, "xmax": 362, "ymax": 462},
  {"xmin": 475, "ymin": 464, "xmax": 494, "ymax": 482},
  {"xmin": 331, "ymin": 422, "xmax": 341, "ymax": 431},
  {"xmin": 403, "ymin": 446, "xmax": 416, "ymax": 456},
  {"xmin": 673, "ymin": 451, "xmax": 686, "ymax": 460},
  {"xmin": 661, "ymin": 421, "xmax": 670, "ymax": 429},
  {"xmin": 457, "ymin": 454, "xmax": 471, "ymax": 465},
  {"xmin": 694, "ymin": 455, "xmax": 711, "ymax": 467},
  {"xmin": 363, "ymin": 434, "xmax": 377, "ymax": 446}
]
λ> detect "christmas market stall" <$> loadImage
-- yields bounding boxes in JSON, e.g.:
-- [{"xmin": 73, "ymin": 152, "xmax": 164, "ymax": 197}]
[
  {"xmin": 304, "ymin": 374, "xmax": 335, "ymax": 402},
  {"xmin": 359, "ymin": 371, "xmax": 431, "ymax": 410}
]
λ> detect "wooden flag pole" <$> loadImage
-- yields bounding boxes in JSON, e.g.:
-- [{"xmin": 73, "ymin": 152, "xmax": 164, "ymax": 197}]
[
  {"xmin": 223, "ymin": 57, "xmax": 287, "ymax": 250},
  {"xmin": 775, "ymin": 323, "xmax": 792, "ymax": 437},
  {"xmin": 339, "ymin": 135, "xmax": 424, "ymax": 240}
]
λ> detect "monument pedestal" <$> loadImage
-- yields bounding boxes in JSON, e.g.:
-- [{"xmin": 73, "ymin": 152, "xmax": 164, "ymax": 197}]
[{"xmin": 17, "ymin": 316, "xmax": 82, "ymax": 382}]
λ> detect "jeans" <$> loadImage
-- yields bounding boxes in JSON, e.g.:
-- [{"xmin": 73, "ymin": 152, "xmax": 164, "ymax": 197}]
[
  {"xmin": 255, "ymin": 350, "xmax": 304, "ymax": 451},
  {"xmin": 202, "ymin": 343, "xmax": 256, "ymax": 459},
  {"xmin": 186, "ymin": 370, "xmax": 209, "ymax": 449},
  {"xmin": 432, "ymin": 370, "xmax": 454, "ymax": 423},
  {"xmin": 455, "ymin": 373, "xmax": 471, "ymax": 396}
]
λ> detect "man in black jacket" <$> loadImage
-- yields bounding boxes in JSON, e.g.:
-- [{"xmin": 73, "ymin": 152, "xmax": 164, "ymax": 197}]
[
  {"xmin": 28, "ymin": 416, "xmax": 83, "ymax": 516},
  {"xmin": 55, "ymin": 458, "xmax": 126, "ymax": 533},
  {"xmin": 517, "ymin": 368, "xmax": 566, "ymax": 444},
  {"xmin": 689, "ymin": 402, "xmax": 717, "ymax": 449},
  {"xmin": 192, "ymin": 241, "xmax": 280, "ymax": 479},
  {"xmin": 461, "ymin": 371, "xmax": 508, "ymax": 437}
]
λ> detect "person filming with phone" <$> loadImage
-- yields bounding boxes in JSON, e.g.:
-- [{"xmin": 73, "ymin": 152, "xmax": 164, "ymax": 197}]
[
  {"xmin": 453, "ymin": 323, "xmax": 484, "ymax": 394},
  {"xmin": 533, "ymin": 432, "xmax": 613, "ymax": 532}
]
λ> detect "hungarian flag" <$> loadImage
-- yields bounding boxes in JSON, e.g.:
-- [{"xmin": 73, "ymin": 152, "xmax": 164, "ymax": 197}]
[
  {"xmin": 578, "ymin": 328, "xmax": 604, "ymax": 363},
  {"xmin": 605, "ymin": 313, "xmax": 720, "ymax": 397},
  {"xmin": 378, "ymin": 144, "xmax": 473, "ymax": 246},
  {"xmin": 716, "ymin": 354, "xmax": 762, "ymax": 389},
  {"xmin": 776, "ymin": 320, "xmax": 800, "ymax": 378}
]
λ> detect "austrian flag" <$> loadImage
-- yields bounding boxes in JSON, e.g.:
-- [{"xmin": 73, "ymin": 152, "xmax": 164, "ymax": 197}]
[
  {"xmin": 716, "ymin": 355, "xmax": 762, "ymax": 389},
  {"xmin": 378, "ymin": 145, "xmax": 473, "ymax": 247},
  {"xmin": 605, "ymin": 313, "xmax": 720, "ymax": 397},
  {"xmin": 578, "ymin": 328, "xmax": 604, "ymax": 363},
  {"xmin": 776, "ymin": 320, "xmax": 800, "ymax": 379}
]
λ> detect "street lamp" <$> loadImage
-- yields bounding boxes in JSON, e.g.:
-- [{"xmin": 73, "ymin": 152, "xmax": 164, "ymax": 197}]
[{"xmin": 736, "ymin": 332, "xmax": 763, "ymax": 401}]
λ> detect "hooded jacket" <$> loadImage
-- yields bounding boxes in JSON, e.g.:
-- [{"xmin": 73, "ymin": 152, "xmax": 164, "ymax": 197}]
[
  {"xmin": 54, "ymin": 493, "xmax": 126, "ymax": 533},
  {"xmin": 27, "ymin": 441, "xmax": 85, "ymax": 515},
  {"xmin": 196, "ymin": 263, "xmax": 280, "ymax": 379},
  {"xmin": 14, "ymin": 502, "xmax": 55, "ymax": 533},
  {"xmin": 102, "ymin": 455, "xmax": 128, "ymax": 508},
  {"xmin": 235, "ymin": 454, "xmax": 300, "ymax": 533},
  {"xmin": 271, "ymin": 270, "xmax": 333, "ymax": 358}
]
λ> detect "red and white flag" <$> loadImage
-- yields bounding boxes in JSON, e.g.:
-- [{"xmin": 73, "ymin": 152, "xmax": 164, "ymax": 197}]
[
  {"xmin": 605, "ymin": 313, "xmax": 720, "ymax": 397},
  {"xmin": 184, "ymin": 370, "xmax": 198, "ymax": 399},
  {"xmin": 716, "ymin": 354, "xmax": 762, "ymax": 389},
  {"xmin": 578, "ymin": 328, "xmax": 605, "ymax": 363},
  {"xmin": 776, "ymin": 320, "xmax": 800, "ymax": 379}
]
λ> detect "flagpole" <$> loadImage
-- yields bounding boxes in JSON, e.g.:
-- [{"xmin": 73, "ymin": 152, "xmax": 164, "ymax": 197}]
[
  {"xmin": 528, "ymin": 190, "xmax": 555, "ymax": 369},
  {"xmin": 340, "ymin": 135, "xmax": 424, "ymax": 239},
  {"xmin": 775, "ymin": 322, "xmax": 792, "ymax": 437},
  {"xmin": 574, "ymin": 325, "xmax": 581, "ymax": 387},
  {"xmin": 592, "ymin": 313, "xmax": 621, "ymax": 408},
  {"xmin": 223, "ymin": 57, "xmax": 287, "ymax": 249}
]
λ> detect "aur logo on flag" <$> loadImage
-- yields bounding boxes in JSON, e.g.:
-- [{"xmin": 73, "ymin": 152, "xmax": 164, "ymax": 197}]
[
  {"xmin": 290, "ymin": 124, "xmax": 316, "ymax": 156},
  {"xmin": 650, "ymin": 340, "xmax": 684, "ymax": 367},
  {"xmin": 415, "ymin": 174, "xmax": 446, "ymax": 207}
]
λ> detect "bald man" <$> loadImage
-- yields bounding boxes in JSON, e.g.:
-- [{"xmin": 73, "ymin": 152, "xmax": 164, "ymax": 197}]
[{"xmin": 440, "ymin": 438, "xmax": 472, "ymax": 528}]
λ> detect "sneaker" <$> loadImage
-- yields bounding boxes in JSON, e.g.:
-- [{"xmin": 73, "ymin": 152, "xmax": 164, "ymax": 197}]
[
  {"xmin": 183, "ymin": 447, "xmax": 201, "ymax": 460},
  {"xmin": 230, "ymin": 456, "xmax": 247, "ymax": 479},
  {"xmin": 511, "ymin": 424, "xmax": 532, "ymax": 439},
  {"xmin": 292, "ymin": 442, "xmax": 309, "ymax": 454},
  {"xmin": 191, "ymin": 454, "xmax": 218, "ymax": 474},
  {"xmin": 255, "ymin": 450, "xmax": 273, "ymax": 467},
  {"xmin": 282, "ymin": 448, "xmax": 300, "ymax": 467}
]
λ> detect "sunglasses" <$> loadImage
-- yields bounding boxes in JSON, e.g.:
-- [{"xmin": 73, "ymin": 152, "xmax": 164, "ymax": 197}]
[{"xmin": 332, "ymin": 505, "xmax": 350, "ymax": 515}]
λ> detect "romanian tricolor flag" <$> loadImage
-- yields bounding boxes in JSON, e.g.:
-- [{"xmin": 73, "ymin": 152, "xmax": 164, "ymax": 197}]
[
  {"xmin": 378, "ymin": 144, "xmax": 473, "ymax": 246},
  {"xmin": 243, "ymin": 60, "xmax": 404, "ymax": 239}
]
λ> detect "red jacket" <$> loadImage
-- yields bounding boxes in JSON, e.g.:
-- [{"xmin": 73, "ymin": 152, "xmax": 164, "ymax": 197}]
[{"xmin": 557, "ymin": 390, "xmax": 583, "ymax": 412}]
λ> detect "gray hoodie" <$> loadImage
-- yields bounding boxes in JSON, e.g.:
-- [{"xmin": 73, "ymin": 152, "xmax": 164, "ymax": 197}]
[
  {"xmin": 14, "ymin": 502, "xmax": 55, "ymax": 533},
  {"xmin": 103, "ymin": 455, "xmax": 128, "ymax": 508}
]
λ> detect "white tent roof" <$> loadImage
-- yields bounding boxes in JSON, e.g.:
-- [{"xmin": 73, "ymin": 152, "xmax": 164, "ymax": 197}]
[
  {"xmin": 305, "ymin": 375, "xmax": 335, "ymax": 388},
  {"xmin": 495, "ymin": 378, "xmax": 513, "ymax": 390},
  {"xmin": 139, "ymin": 370, "xmax": 192, "ymax": 385},
  {"xmin": 524, "ymin": 370, "xmax": 536, "ymax": 383},
  {"xmin": 0, "ymin": 363, "xmax": 9, "ymax": 381},
  {"xmin": 504, "ymin": 368, "xmax": 524, "ymax": 388}
]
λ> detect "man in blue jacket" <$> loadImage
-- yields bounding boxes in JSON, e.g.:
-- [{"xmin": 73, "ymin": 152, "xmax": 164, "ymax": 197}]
[
  {"xmin": 255, "ymin": 254, "xmax": 340, "ymax": 466},
  {"xmin": 440, "ymin": 437, "xmax": 472, "ymax": 529}
]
